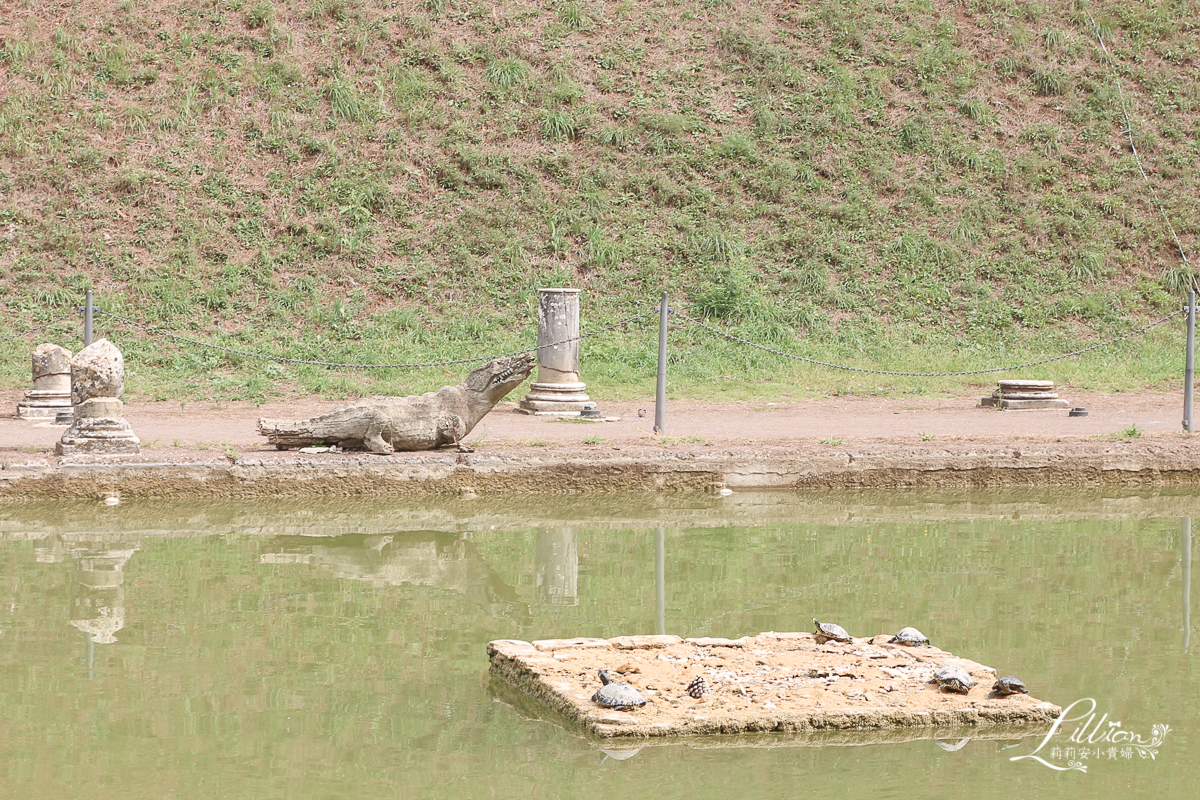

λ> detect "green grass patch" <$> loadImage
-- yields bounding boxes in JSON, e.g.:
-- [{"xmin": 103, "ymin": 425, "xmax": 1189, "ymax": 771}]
[{"xmin": 0, "ymin": 0, "xmax": 1196, "ymax": 403}]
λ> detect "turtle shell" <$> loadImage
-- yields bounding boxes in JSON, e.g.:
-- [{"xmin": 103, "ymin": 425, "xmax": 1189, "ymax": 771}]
[
  {"xmin": 933, "ymin": 664, "xmax": 976, "ymax": 694},
  {"xmin": 992, "ymin": 675, "xmax": 1029, "ymax": 696},
  {"xmin": 889, "ymin": 627, "xmax": 930, "ymax": 647},
  {"xmin": 591, "ymin": 670, "xmax": 646, "ymax": 709},
  {"xmin": 812, "ymin": 618, "xmax": 852, "ymax": 643}
]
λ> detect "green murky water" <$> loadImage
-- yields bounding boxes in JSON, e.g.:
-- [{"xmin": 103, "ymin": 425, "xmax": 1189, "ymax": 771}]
[{"xmin": 0, "ymin": 490, "xmax": 1195, "ymax": 799}]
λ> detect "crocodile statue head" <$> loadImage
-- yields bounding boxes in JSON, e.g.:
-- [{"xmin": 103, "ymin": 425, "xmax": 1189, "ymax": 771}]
[{"xmin": 463, "ymin": 353, "xmax": 537, "ymax": 416}]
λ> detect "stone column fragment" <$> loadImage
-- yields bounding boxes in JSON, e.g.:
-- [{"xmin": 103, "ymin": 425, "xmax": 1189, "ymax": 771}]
[
  {"xmin": 56, "ymin": 338, "xmax": 140, "ymax": 455},
  {"xmin": 16, "ymin": 343, "xmax": 74, "ymax": 419},
  {"xmin": 519, "ymin": 288, "xmax": 591, "ymax": 415}
]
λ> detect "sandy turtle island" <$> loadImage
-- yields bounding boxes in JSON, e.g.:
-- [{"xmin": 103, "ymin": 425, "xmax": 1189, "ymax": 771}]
[{"xmin": 487, "ymin": 631, "xmax": 1061, "ymax": 739}]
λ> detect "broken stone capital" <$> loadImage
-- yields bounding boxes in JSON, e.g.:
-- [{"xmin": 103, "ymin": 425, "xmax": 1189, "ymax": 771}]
[{"xmin": 70, "ymin": 338, "xmax": 125, "ymax": 406}]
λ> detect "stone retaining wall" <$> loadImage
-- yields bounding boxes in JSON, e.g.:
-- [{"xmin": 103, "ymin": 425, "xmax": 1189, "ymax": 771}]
[{"xmin": 1, "ymin": 441, "xmax": 1199, "ymax": 499}]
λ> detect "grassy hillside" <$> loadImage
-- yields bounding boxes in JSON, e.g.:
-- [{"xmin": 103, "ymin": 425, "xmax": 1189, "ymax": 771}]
[{"xmin": 1, "ymin": 0, "xmax": 1198, "ymax": 401}]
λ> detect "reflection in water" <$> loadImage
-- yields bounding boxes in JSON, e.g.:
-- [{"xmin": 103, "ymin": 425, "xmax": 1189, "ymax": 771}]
[
  {"xmin": 34, "ymin": 535, "xmax": 139, "ymax": 647},
  {"xmin": 535, "ymin": 529, "xmax": 578, "ymax": 606},
  {"xmin": 1, "ymin": 491, "xmax": 1197, "ymax": 800},
  {"xmin": 655, "ymin": 527, "xmax": 666, "ymax": 636},
  {"xmin": 1185, "ymin": 518, "xmax": 1192, "ymax": 651},
  {"xmin": 597, "ymin": 746, "xmax": 643, "ymax": 763},
  {"xmin": 260, "ymin": 531, "xmax": 528, "ymax": 618},
  {"xmin": 935, "ymin": 738, "xmax": 971, "ymax": 752}
]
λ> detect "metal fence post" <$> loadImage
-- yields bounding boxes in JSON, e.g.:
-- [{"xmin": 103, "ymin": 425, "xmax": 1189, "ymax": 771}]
[
  {"xmin": 654, "ymin": 291, "xmax": 668, "ymax": 434},
  {"xmin": 84, "ymin": 289, "xmax": 94, "ymax": 347},
  {"xmin": 1185, "ymin": 290, "xmax": 1195, "ymax": 433}
]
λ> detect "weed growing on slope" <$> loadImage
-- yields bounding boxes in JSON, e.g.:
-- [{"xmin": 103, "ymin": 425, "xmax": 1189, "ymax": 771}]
[{"xmin": 0, "ymin": 0, "xmax": 1195, "ymax": 403}]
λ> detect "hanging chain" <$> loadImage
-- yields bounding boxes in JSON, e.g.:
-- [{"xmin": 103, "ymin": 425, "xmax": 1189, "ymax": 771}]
[
  {"xmin": 93, "ymin": 307, "xmax": 658, "ymax": 369},
  {"xmin": 0, "ymin": 309, "xmax": 80, "ymax": 345}
]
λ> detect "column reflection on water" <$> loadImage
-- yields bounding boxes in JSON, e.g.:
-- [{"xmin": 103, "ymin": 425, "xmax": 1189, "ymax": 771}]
[
  {"xmin": 32, "ymin": 534, "xmax": 139, "ymax": 675},
  {"xmin": 1184, "ymin": 517, "xmax": 1192, "ymax": 651},
  {"xmin": 67, "ymin": 538, "xmax": 138, "ymax": 646},
  {"xmin": 655, "ymin": 528, "xmax": 666, "ymax": 636},
  {"xmin": 535, "ymin": 529, "xmax": 578, "ymax": 606}
]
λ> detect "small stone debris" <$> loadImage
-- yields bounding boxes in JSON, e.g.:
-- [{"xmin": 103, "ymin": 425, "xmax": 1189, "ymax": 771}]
[{"xmin": 487, "ymin": 632, "xmax": 1061, "ymax": 739}]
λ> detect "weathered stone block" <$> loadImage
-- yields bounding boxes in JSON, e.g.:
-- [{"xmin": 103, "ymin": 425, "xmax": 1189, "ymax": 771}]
[
  {"xmin": 33, "ymin": 342, "xmax": 73, "ymax": 376},
  {"xmin": 76, "ymin": 397, "xmax": 124, "ymax": 419},
  {"xmin": 70, "ymin": 338, "xmax": 124, "ymax": 405},
  {"xmin": 991, "ymin": 398, "xmax": 1071, "ymax": 410}
]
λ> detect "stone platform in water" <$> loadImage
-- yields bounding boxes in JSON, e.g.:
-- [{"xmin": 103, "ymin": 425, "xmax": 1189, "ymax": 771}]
[{"xmin": 487, "ymin": 632, "xmax": 1060, "ymax": 739}]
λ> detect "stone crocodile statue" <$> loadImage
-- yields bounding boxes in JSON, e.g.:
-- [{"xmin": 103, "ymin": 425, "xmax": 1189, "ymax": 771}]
[{"xmin": 257, "ymin": 354, "xmax": 535, "ymax": 453}]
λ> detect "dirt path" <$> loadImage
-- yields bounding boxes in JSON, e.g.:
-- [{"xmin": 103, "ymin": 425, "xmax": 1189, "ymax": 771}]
[{"xmin": 0, "ymin": 388, "xmax": 1190, "ymax": 461}]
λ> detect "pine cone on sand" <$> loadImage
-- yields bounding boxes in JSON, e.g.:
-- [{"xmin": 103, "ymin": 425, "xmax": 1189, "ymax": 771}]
[{"xmin": 687, "ymin": 675, "xmax": 710, "ymax": 699}]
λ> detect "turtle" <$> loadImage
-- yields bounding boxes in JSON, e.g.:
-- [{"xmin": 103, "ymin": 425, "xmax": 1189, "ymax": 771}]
[
  {"xmin": 992, "ymin": 675, "xmax": 1029, "ymax": 697},
  {"xmin": 591, "ymin": 669, "xmax": 647, "ymax": 710},
  {"xmin": 932, "ymin": 664, "xmax": 976, "ymax": 694},
  {"xmin": 812, "ymin": 618, "xmax": 852, "ymax": 644},
  {"xmin": 889, "ymin": 626, "xmax": 931, "ymax": 647}
]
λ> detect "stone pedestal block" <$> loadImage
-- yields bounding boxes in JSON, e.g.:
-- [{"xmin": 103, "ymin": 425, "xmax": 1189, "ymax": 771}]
[
  {"xmin": 17, "ymin": 343, "xmax": 74, "ymax": 419},
  {"xmin": 56, "ymin": 398, "xmax": 141, "ymax": 455},
  {"xmin": 980, "ymin": 397, "xmax": 1071, "ymax": 410},
  {"xmin": 520, "ymin": 382, "xmax": 592, "ymax": 414},
  {"xmin": 980, "ymin": 379, "xmax": 1071, "ymax": 410},
  {"xmin": 520, "ymin": 288, "xmax": 591, "ymax": 416}
]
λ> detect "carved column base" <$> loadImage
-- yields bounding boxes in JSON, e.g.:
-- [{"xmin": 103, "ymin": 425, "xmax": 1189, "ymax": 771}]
[
  {"xmin": 518, "ymin": 382, "xmax": 591, "ymax": 416},
  {"xmin": 17, "ymin": 389, "xmax": 74, "ymax": 419},
  {"xmin": 56, "ymin": 398, "xmax": 140, "ymax": 455}
]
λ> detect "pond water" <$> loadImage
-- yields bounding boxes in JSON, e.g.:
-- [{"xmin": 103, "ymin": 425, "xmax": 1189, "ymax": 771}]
[{"xmin": 0, "ymin": 489, "xmax": 1195, "ymax": 800}]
